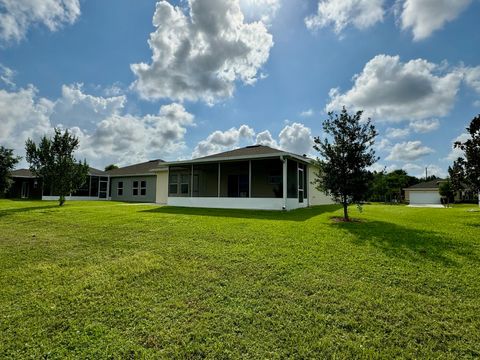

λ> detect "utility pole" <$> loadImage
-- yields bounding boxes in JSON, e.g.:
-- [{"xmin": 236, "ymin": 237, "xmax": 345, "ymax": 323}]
[{"xmin": 425, "ymin": 166, "xmax": 428, "ymax": 180}]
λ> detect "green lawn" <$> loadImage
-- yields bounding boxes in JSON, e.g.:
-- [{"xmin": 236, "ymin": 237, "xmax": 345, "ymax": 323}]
[{"xmin": 0, "ymin": 200, "xmax": 479, "ymax": 359}]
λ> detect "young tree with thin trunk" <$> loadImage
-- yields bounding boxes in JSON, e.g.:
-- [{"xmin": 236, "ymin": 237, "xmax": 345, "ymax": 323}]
[
  {"xmin": 439, "ymin": 180, "xmax": 454, "ymax": 208},
  {"xmin": 454, "ymin": 115, "xmax": 480, "ymax": 207},
  {"xmin": 25, "ymin": 129, "xmax": 89, "ymax": 206},
  {"xmin": 0, "ymin": 146, "xmax": 21, "ymax": 196},
  {"xmin": 313, "ymin": 107, "xmax": 378, "ymax": 221}
]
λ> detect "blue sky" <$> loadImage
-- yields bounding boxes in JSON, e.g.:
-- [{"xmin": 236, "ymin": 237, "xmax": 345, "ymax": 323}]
[{"xmin": 1, "ymin": 0, "xmax": 479, "ymax": 177}]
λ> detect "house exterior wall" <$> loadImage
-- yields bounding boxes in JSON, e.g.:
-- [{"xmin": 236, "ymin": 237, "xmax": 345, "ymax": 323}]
[
  {"xmin": 307, "ymin": 165, "xmax": 335, "ymax": 206},
  {"xmin": 7, "ymin": 178, "xmax": 42, "ymax": 199},
  {"xmin": 110, "ymin": 175, "xmax": 156, "ymax": 203},
  {"xmin": 156, "ymin": 171, "xmax": 168, "ymax": 204}
]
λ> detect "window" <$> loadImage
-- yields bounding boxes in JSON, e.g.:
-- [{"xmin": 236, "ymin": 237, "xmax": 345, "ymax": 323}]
[
  {"xmin": 117, "ymin": 181, "xmax": 123, "ymax": 196},
  {"xmin": 133, "ymin": 181, "xmax": 139, "ymax": 196},
  {"xmin": 169, "ymin": 174, "xmax": 178, "ymax": 195},
  {"xmin": 140, "ymin": 181, "xmax": 147, "ymax": 196},
  {"xmin": 180, "ymin": 174, "xmax": 189, "ymax": 195}
]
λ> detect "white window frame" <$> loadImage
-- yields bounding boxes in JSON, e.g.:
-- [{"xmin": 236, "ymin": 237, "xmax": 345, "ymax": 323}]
[
  {"xmin": 117, "ymin": 181, "xmax": 123, "ymax": 196},
  {"xmin": 140, "ymin": 180, "xmax": 147, "ymax": 196},
  {"xmin": 132, "ymin": 180, "xmax": 139, "ymax": 196}
]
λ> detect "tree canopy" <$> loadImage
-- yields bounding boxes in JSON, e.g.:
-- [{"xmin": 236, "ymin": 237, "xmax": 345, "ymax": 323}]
[
  {"xmin": 313, "ymin": 107, "xmax": 378, "ymax": 220},
  {"xmin": 0, "ymin": 146, "xmax": 21, "ymax": 196},
  {"xmin": 25, "ymin": 129, "xmax": 89, "ymax": 206},
  {"xmin": 104, "ymin": 164, "xmax": 118, "ymax": 171},
  {"xmin": 453, "ymin": 114, "xmax": 480, "ymax": 206}
]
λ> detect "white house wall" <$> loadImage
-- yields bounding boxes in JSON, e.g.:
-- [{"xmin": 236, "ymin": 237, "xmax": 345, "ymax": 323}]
[{"xmin": 307, "ymin": 165, "xmax": 334, "ymax": 206}]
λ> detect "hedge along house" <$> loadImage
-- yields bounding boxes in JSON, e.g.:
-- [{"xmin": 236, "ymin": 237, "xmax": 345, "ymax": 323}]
[
  {"xmin": 107, "ymin": 160, "xmax": 167, "ymax": 203},
  {"xmin": 153, "ymin": 145, "xmax": 333, "ymax": 210},
  {"xmin": 9, "ymin": 168, "xmax": 110, "ymax": 200}
]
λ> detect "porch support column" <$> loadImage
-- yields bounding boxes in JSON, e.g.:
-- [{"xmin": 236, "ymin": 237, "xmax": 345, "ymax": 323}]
[
  {"xmin": 191, "ymin": 164, "xmax": 193, "ymax": 197},
  {"xmin": 282, "ymin": 156, "xmax": 287, "ymax": 210},
  {"xmin": 217, "ymin": 163, "xmax": 221, "ymax": 197},
  {"xmin": 248, "ymin": 160, "xmax": 252, "ymax": 198}
]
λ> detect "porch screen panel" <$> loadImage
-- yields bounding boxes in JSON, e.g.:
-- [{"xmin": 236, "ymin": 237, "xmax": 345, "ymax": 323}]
[
  {"xmin": 169, "ymin": 166, "xmax": 191, "ymax": 197},
  {"xmin": 251, "ymin": 159, "xmax": 283, "ymax": 198},
  {"xmin": 72, "ymin": 175, "xmax": 91, "ymax": 196},
  {"xmin": 220, "ymin": 161, "xmax": 249, "ymax": 197},
  {"xmin": 192, "ymin": 163, "xmax": 218, "ymax": 197},
  {"xmin": 287, "ymin": 159, "xmax": 298, "ymax": 198}
]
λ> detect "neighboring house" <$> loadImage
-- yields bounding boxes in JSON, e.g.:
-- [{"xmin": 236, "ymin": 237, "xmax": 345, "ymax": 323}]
[
  {"xmin": 8, "ymin": 168, "xmax": 109, "ymax": 200},
  {"xmin": 404, "ymin": 180, "xmax": 444, "ymax": 205},
  {"xmin": 107, "ymin": 160, "xmax": 167, "ymax": 203},
  {"xmin": 404, "ymin": 179, "xmax": 477, "ymax": 205},
  {"xmin": 7, "ymin": 169, "xmax": 43, "ymax": 199},
  {"xmin": 152, "ymin": 145, "xmax": 333, "ymax": 210}
]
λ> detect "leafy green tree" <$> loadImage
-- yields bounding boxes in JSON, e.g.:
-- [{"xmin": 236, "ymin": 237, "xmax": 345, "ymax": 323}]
[
  {"xmin": 454, "ymin": 114, "xmax": 480, "ymax": 206},
  {"xmin": 313, "ymin": 107, "xmax": 378, "ymax": 221},
  {"xmin": 439, "ymin": 181, "xmax": 454, "ymax": 208},
  {"xmin": 25, "ymin": 129, "xmax": 89, "ymax": 206},
  {"xmin": 448, "ymin": 157, "xmax": 466, "ymax": 198},
  {"xmin": 0, "ymin": 146, "xmax": 21, "ymax": 196},
  {"xmin": 104, "ymin": 164, "xmax": 118, "ymax": 171}
]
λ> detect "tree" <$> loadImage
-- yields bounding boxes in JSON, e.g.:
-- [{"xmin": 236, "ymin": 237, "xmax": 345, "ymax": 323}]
[
  {"xmin": 25, "ymin": 129, "xmax": 89, "ymax": 206},
  {"xmin": 313, "ymin": 107, "xmax": 378, "ymax": 221},
  {"xmin": 104, "ymin": 164, "xmax": 118, "ymax": 171},
  {"xmin": 448, "ymin": 157, "xmax": 466, "ymax": 197},
  {"xmin": 0, "ymin": 146, "xmax": 21, "ymax": 196},
  {"xmin": 439, "ymin": 181, "xmax": 454, "ymax": 208},
  {"xmin": 454, "ymin": 114, "xmax": 480, "ymax": 207}
]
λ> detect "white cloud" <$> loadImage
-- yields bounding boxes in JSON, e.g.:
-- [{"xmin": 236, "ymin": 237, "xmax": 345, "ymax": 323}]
[
  {"xmin": 192, "ymin": 125, "xmax": 255, "ymax": 158},
  {"xmin": 255, "ymin": 130, "xmax": 278, "ymax": 148},
  {"xmin": 50, "ymin": 84, "xmax": 126, "ymax": 127},
  {"xmin": 130, "ymin": 0, "xmax": 274, "ymax": 104},
  {"xmin": 386, "ymin": 140, "xmax": 434, "ymax": 161},
  {"xmin": 399, "ymin": 0, "xmax": 472, "ymax": 41},
  {"xmin": 239, "ymin": 0, "xmax": 280, "ymax": 24},
  {"xmin": 0, "ymin": 86, "xmax": 54, "ymax": 160},
  {"xmin": 305, "ymin": 0, "xmax": 384, "ymax": 34},
  {"xmin": 386, "ymin": 127, "xmax": 410, "ymax": 139},
  {"xmin": 0, "ymin": 84, "xmax": 195, "ymax": 168},
  {"xmin": 463, "ymin": 65, "xmax": 480, "ymax": 94},
  {"xmin": 409, "ymin": 119, "xmax": 440, "ymax": 133},
  {"xmin": 446, "ymin": 132, "xmax": 469, "ymax": 161},
  {"xmin": 300, "ymin": 109, "xmax": 314, "ymax": 117},
  {"xmin": 75, "ymin": 103, "xmax": 195, "ymax": 167},
  {"xmin": 327, "ymin": 55, "xmax": 463, "ymax": 122},
  {"xmin": 0, "ymin": 0, "xmax": 80, "ymax": 43},
  {"xmin": 0, "ymin": 64, "xmax": 15, "ymax": 87},
  {"xmin": 278, "ymin": 122, "xmax": 314, "ymax": 155},
  {"xmin": 193, "ymin": 122, "xmax": 314, "ymax": 158}
]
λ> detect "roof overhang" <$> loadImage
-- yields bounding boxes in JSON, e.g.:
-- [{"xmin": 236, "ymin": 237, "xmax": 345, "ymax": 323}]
[{"xmin": 151, "ymin": 153, "xmax": 311, "ymax": 171}]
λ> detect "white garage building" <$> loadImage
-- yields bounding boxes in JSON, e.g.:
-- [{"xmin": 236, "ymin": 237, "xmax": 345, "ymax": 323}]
[{"xmin": 404, "ymin": 179, "xmax": 444, "ymax": 205}]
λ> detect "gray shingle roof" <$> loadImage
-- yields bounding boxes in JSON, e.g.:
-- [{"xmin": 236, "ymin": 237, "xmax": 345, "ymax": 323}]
[
  {"xmin": 12, "ymin": 167, "xmax": 107, "ymax": 178},
  {"xmin": 405, "ymin": 179, "xmax": 446, "ymax": 190},
  {"xmin": 106, "ymin": 160, "xmax": 165, "ymax": 176},
  {"xmin": 195, "ymin": 145, "xmax": 294, "ymax": 160}
]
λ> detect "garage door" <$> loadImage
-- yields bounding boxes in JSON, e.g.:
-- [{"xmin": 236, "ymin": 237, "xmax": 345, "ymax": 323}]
[{"xmin": 410, "ymin": 191, "xmax": 441, "ymax": 204}]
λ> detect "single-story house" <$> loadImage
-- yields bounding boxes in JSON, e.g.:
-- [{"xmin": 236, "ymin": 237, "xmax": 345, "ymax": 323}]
[
  {"xmin": 7, "ymin": 169, "xmax": 43, "ymax": 199},
  {"xmin": 106, "ymin": 160, "xmax": 167, "ymax": 203},
  {"xmin": 404, "ymin": 179, "xmax": 451, "ymax": 205},
  {"xmin": 152, "ymin": 145, "xmax": 333, "ymax": 210},
  {"xmin": 8, "ymin": 167, "xmax": 109, "ymax": 201}
]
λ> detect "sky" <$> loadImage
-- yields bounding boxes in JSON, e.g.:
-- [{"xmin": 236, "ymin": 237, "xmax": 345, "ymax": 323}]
[{"xmin": 1, "ymin": 0, "xmax": 479, "ymax": 178}]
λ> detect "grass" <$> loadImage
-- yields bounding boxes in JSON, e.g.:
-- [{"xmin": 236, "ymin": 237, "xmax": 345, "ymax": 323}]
[{"xmin": 0, "ymin": 200, "xmax": 479, "ymax": 359}]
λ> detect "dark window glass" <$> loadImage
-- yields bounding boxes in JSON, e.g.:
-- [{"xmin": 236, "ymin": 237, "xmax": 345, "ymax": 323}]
[
  {"xmin": 169, "ymin": 184, "xmax": 178, "ymax": 194},
  {"xmin": 118, "ymin": 181, "xmax": 123, "ymax": 196},
  {"xmin": 133, "ymin": 180, "xmax": 139, "ymax": 196},
  {"xmin": 181, "ymin": 184, "xmax": 189, "ymax": 194}
]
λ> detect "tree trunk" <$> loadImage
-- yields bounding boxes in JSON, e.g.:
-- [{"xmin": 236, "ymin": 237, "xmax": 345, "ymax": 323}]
[
  {"xmin": 59, "ymin": 194, "xmax": 65, "ymax": 206},
  {"xmin": 343, "ymin": 199, "xmax": 349, "ymax": 221}
]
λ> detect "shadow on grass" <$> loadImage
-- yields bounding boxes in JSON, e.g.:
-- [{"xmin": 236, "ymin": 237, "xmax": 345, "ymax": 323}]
[
  {"xmin": 335, "ymin": 220, "xmax": 478, "ymax": 266},
  {"xmin": 141, "ymin": 204, "xmax": 343, "ymax": 222},
  {"xmin": 0, "ymin": 203, "xmax": 58, "ymax": 218}
]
